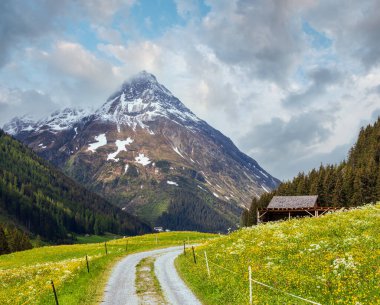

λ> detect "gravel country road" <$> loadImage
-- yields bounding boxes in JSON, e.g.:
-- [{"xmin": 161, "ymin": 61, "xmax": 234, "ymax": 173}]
[
  {"xmin": 155, "ymin": 249, "xmax": 202, "ymax": 305},
  {"xmin": 101, "ymin": 246, "xmax": 202, "ymax": 305}
]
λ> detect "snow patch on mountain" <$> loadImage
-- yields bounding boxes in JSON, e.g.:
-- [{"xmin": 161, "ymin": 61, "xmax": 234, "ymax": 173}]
[
  {"xmin": 73, "ymin": 127, "xmax": 78, "ymax": 139},
  {"xmin": 167, "ymin": 180, "xmax": 178, "ymax": 186},
  {"xmin": 244, "ymin": 171, "xmax": 255, "ymax": 183},
  {"xmin": 88, "ymin": 134, "xmax": 107, "ymax": 152},
  {"xmin": 173, "ymin": 146, "xmax": 185, "ymax": 158},
  {"xmin": 197, "ymin": 185, "xmax": 207, "ymax": 192},
  {"xmin": 107, "ymin": 137, "xmax": 134, "ymax": 161},
  {"xmin": 259, "ymin": 170, "xmax": 269, "ymax": 178},
  {"xmin": 135, "ymin": 153, "xmax": 151, "ymax": 166}
]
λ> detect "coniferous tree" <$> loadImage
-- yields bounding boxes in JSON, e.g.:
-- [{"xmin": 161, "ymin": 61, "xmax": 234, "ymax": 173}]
[
  {"xmin": 0, "ymin": 225, "xmax": 10, "ymax": 255},
  {"xmin": 332, "ymin": 172, "xmax": 343, "ymax": 207},
  {"xmin": 241, "ymin": 209, "xmax": 249, "ymax": 227}
]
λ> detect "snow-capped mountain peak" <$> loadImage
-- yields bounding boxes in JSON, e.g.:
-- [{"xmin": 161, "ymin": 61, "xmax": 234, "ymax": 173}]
[
  {"xmin": 3, "ymin": 70, "xmax": 280, "ymax": 232},
  {"xmin": 3, "ymin": 107, "xmax": 89, "ymax": 135},
  {"xmin": 96, "ymin": 71, "xmax": 200, "ymax": 131},
  {"xmin": 3, "ymin": 115, "xmax": 36, "ymax": 135},
  {"xmin": 3, "ymin": 72, "xmax": 201, "ymax": 135},
  {"xmin": 41, "ymin": 107, "xmax": 89, "ymax": 131}
]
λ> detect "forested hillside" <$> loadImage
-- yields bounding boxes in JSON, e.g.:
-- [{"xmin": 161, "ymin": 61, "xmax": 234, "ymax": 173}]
[
  {"xmin": 243, "ymin": 117, "xmax": 380, "ymax": 225},
  {"xmin": 0, "ymin": 224, "xmax": 32, "ymax": 254},
  {"xmin": 0, "ymin": 130, "xmax": 151, "ymax": 242}
]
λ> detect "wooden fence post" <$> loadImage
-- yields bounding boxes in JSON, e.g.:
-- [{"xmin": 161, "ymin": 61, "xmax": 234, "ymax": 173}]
[
  {"xmin": 126, "ymin": 240, "xmax": 128, "ymax": 252},
  {"xmin": 85, "ymin": 255, "xmax": 90, "ymax": 273},
  {"xmin": 192, "ymin": 246, "xmax": 197, "ymax": 264},
  {"xmin": 104, "ymin": 242, "xmax": 108, "ymax": 255},
  {"xmin": 51, "ymin": 280, "xmax": 59, "ymax": 305},
  {"xmin": 204, "ymin": 251, "xmax": 210, "ymax": 277},
  {"xmin": 183, "ymin": 241, "xmax": 186, "ymax": 255}
]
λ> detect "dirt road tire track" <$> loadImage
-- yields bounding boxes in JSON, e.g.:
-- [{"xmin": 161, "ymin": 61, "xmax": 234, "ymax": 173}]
[{"xmin": 101, "ymin": 246, "xmax": 201, "ymax": 305}]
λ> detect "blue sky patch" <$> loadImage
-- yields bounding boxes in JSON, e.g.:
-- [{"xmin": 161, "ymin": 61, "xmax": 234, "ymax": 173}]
[
  {"xmin": 302, "ymin": 21, "xmax": 332, "ymax": 50},
  {"xmin": 129, "ymin": 0, "xmax": 185, "ymax": 39}
]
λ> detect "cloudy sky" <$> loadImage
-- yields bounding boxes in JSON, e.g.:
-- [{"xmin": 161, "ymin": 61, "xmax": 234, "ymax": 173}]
[{"xmin": 1, "ymin": 0, "xmax": 380, "ymax": 180}]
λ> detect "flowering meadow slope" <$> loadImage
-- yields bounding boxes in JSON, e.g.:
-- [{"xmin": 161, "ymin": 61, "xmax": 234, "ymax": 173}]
[
  {"xmin": 177, "ymin": 204, "xmax": 380, "ymax": 304},
  {"xmin": 0, "ymin": 232, "xmax": 215, "ymax": 305}
]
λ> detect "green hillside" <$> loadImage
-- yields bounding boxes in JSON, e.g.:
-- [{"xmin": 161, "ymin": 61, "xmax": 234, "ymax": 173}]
[
  {"xmin": 177, "ymin": 204, "xmax": 380, "ymax": 304},
  {"xmin": 243, "ymin": 117, "xmax": 380, "ymax": 225},
  {"xmin": 0, "ymin": 231, "xmax": 216, "ymax": 305},
  {"xmin": 0, "ymin": 130, "xmax": 151, "ymax": 242}
]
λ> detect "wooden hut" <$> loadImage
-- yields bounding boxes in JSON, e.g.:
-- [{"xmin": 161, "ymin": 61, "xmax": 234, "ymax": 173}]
[{"xmin": 257, "ymin": 195, "xmax": 338, "ymax": 223}]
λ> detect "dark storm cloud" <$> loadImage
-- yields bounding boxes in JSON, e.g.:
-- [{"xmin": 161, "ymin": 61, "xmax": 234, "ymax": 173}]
[
  {"xmin": 201, "ymin": 0, "xmax": 306, "ymax": 84},
  {"xmin": 0, "ymin": 87, "xmax": 58, "ymax": 123},
  {"xmin": 353, "ymin": 1, "xmax": 380, "ymax": 69},
  {"xmin": 305, "ymin": 0, "xmax": 380, "ymax": 70},
  {"xmin": 0, "ymin": 0, "xmax": 68, "ymax": 68},
  {"xmin": 241, "ymin": 111, "xmax": 332, "ymax": 156},
  {"xmin": 239, "ymin": 110, "xmax": 337, "ymax": 179},
  {"xmin": 283, "ymin": 68, "xmax": 342, "ymax": 108},
  {"xmin": 0, "ymin": 0, "xmax": 129, "ymax": 68}
]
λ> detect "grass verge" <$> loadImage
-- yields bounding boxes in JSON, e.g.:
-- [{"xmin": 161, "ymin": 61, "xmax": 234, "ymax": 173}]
[{"xmin": 135, "ymin": 257, "xmax": 166, "ymax": 304}]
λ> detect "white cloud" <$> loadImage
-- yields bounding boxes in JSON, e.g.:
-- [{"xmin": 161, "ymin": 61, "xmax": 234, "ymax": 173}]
[
  {"xmin": 77, "ymin": 0, "xmax": 136, "ymax": 23},
  {"xmin": 28, "ymin": 41, "xmax": 123, "ymax": 108},
  {"xmin": 1, "ymin": 0, "xmax": 380, "ymax": 180}
]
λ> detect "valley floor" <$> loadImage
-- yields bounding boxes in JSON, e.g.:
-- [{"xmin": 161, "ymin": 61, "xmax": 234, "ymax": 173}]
[{"xmin": 0, "ymin": 232, "xmax": 215, "ymax": 305}]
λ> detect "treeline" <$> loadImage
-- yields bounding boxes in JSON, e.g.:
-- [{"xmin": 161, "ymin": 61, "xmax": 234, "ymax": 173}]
[
  {"xmin": 0, "ymin": 130, "xmax": 151, "ymax": 242},
  {"xmin": 0, "ymin": 224, "xmax": 32, "ymax": 254},
  {"xmin": 242, "ymin": 117, "xmax": 380, "ymax": 226},
  {"xmin": 157, "ymin": 188, "xmax": 236, "ymax": 233}
]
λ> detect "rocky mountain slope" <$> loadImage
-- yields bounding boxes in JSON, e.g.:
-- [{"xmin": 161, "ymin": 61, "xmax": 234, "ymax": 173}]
[{"xmin": 4, "ymin": 71, "xmax": 280, "ymax": 232}]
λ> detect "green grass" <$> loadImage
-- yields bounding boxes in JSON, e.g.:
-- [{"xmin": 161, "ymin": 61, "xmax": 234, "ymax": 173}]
[
  {"xmin": 75, "ymin": 233, "xmax": 122, "ymax": 244},
  {"xmin": 176, "ymin": 204, "xmax": 380, "ymax": 305},
  {"xmin": 137, "ymin": 198, "xmax": 170, "ymax": 225},
  {"xmin": 0, "ymin": 231, "xmax": 216, "ymax": 305}
]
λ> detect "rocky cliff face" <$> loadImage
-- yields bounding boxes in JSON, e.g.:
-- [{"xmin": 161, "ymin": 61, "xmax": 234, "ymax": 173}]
[{"xmin": 4, "ymin": 71, "xmax": 280, "ymax": 232}]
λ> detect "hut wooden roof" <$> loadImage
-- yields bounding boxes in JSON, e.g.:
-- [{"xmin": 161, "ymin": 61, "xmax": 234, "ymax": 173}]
[{"xmin": 267, "ymin": 195, "xmax": 318, "ymax": 209}]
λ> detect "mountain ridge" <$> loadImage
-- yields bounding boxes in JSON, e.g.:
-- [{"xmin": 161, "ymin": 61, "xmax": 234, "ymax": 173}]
[{"xmin": 4, "ymin": 71, "xmax": 280, "ymax": 232}]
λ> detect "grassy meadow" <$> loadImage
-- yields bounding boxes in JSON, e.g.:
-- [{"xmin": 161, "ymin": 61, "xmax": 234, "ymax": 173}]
[
  {"xmin": 0, "ymin": 231, "xmax": 216, "ymax": 305},
  {"xmin": 176, "ymin": 204, "xmax": 380, "ymax": 305}
]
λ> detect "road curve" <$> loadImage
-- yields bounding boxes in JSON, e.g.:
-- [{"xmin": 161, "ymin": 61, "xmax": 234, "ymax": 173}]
[
  {"xmin": 101, "ymin": 246, "xmax": 201, "ymax": 305},
  {"xmin": 155, "ymin": 249, "xmax": 202, "ymax": 305}
]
